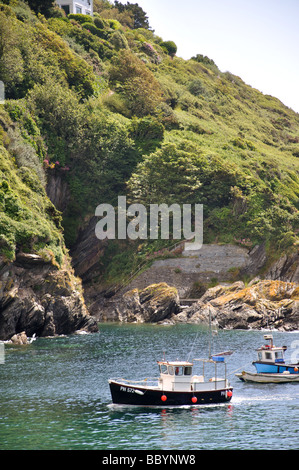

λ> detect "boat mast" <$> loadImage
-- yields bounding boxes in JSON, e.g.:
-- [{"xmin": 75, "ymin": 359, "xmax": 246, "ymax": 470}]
[{"xmin": 208, "ymin": 306, "xmax": 212, "ymax": 359}]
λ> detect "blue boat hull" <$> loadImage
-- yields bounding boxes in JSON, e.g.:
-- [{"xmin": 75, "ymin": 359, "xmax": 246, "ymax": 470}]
[{"xmin": 253, "ymin": 362, "xmax": 299, "ymax": 374}]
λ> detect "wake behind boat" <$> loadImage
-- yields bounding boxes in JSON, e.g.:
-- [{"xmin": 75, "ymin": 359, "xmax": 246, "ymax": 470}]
[
  {"xmin": 108, "ymin": 356, "xmax": 233, "ymax": 406},
  {"xmin": 236, "ymin": 334, "xmax": 299, "ymax": 384}
]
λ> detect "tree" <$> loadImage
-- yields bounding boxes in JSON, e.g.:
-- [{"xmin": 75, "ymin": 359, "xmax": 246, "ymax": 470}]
[
  {"xmin": 26, "ymin": 0, "xmax": 56, "ymax": 16},
  {"xmin": 160, "ymin": 40, "xmax": 177, "ymax": 57},
  {"xmin": 114, "ymin": 1, "xmax": 151, "ymax": 29},
  {"xmin": 109, "ymin": 50, "xmax": 163, "ymax": 116},
  {"xmin": 127, "ymin": 143, "xmax": 203, "ymax": 206},
  {"xmin": 94, "ymin": 0, "xmax": 113, "ymax": 13}
]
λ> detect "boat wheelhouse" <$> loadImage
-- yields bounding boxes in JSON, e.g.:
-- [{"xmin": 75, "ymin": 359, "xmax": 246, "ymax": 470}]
[
  {"xmin": 236, "ymin": 334, "xmax": 299, "ymax": 384},
  {"xmin": 108, "ymin": 357, "xmax": 233, "ymax": 407},
  {"xmin": 253, "ymin": 335, "xmax": 298, "ymax": 374}
]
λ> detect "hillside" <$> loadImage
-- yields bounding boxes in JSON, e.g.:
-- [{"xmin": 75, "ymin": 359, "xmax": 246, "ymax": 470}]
[{"xmin": 0, "ymin": 0, "xmax": 298, "ymax": 329}]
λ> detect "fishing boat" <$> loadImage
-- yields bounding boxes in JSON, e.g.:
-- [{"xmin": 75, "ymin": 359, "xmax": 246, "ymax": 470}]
[
  {"xmin": 236, "ymin": 334, "xmax": 299, "ymax": 384},
  {"xmin": 108, "ymin": 354, "xmax": 233, "ymax": 407}
]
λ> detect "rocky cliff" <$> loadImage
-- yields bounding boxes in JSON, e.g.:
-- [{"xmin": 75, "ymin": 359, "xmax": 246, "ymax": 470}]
[
  {"xmin": 115, "ymin": 280, "xmax": 299, "ymax": 331},
  {"xmin": 174, "ymin": 279, "xmax": 299, "ymax": 331},
  {"xmin": 0, "ymin": 253, "xmax": 98, "ymax": 341}
]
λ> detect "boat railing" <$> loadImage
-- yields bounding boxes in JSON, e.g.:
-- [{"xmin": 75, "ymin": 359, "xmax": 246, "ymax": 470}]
[
  {"xmin": 193, "ymin": 358, "xmax": 228, "ymax": 388},
  {"xmin": 110, "ymin": 377, "xmax": 160, "ymax": 387}
]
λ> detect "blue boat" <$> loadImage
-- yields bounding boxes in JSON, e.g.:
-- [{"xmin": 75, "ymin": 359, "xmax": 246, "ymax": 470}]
[
  {"xmin": 236, "ymin": 334, "xmax": 299, "ymax": 383},
  {"xmin": 253, "ymin": 334, "xmax": 298, "ymax": 374}
]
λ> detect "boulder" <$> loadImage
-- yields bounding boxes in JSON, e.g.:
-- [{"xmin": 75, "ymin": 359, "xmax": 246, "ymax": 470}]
[
  {"xmin": 116, "ymin": 282, "xmax": 180, "ymax": 323},
  {"xmin": 10, "ymin": 331, "xmax": 28, "ymax": 345}
]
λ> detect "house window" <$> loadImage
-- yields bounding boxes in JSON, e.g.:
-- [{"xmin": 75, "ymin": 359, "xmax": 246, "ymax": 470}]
[
  {"xmin": 61, "ymin": 4, "xmax": 70, "ymax": 14},
  {"xmin": 76, "ymin": 6, "xmax": 82, "ymax": 13}
]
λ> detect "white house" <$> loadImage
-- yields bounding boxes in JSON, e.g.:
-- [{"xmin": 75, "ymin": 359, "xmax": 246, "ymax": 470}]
[{"xmin": 57, "ymin": 0, "xmax": 93, "ymax": 16}]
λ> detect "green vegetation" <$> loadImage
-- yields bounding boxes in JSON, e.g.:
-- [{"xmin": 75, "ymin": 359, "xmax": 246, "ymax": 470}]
[
  {"xmin": 0, "ymin": 108, "xmax": 64, "ymax": 263},
  {"xmin": 0, "ymin": 0, "xmax": 298, "ymax": 284}
]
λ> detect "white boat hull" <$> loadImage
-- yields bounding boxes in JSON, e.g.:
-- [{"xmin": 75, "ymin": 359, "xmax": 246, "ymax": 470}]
[{"xmin": 236, "ymin": 370, "xmax": 299, "ymax": 384}]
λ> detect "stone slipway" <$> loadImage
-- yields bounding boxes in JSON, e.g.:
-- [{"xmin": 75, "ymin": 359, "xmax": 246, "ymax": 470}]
[{"xmin": 125, "ymin": 244, "xmax": 250, "ymax": 297}]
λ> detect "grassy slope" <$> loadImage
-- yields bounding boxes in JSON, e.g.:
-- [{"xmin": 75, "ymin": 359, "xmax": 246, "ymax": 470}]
[{"xmin": 0, "ymin": 1, "xmax": 298, "ymax": 283}]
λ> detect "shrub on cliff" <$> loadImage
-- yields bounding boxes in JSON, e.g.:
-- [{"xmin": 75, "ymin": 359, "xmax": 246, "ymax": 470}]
[
  {"xmin": 160, "ymin": 40, "xmax": 177, "ymax": 57},
  {"xmin": 68, "ymin": 13, "xmax": 93, "ymax": 24},
  {"xmin": 129, "ymin": 115, "xmax": 164, "ymax": 154},
  {"xmin": 109, "ymin": 49, "xmax": 163, "ymax": 116}
]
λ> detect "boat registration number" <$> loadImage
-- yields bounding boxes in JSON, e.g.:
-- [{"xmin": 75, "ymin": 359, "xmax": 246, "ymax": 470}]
[{"xmin": 120, "ymin": 386, "xmax": 136, "ymax": 393}]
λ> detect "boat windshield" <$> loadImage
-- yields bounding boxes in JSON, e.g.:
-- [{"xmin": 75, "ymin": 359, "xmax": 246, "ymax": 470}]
[
  {"xmin": 275, "ymin": 350, "xmax": 284, "ymax": 362},
  {"xmin": 258, "ymin": 349, "xmax": 285, "ymax": 362},
  {"xmin": 159, "ymin": 364, "xmax": 192, "ymax": 376}
]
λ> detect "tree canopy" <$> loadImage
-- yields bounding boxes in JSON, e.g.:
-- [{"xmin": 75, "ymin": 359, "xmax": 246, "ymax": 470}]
[
  {"xmin": 25, "ymin": 0, "xmax": 55, "ymax": 16},
  {"xmin": 114, "ymin": 1, "xmax": 151, "ymax": 29}
]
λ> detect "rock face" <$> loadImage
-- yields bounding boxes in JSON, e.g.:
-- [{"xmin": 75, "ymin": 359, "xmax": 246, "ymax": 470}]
[
  {"xmin": 172, "ymin": 280, "xmax": 299, "ymax": 331},
  {"xmin": 265, "ymin": 251, "xmax": 299, "ymax": 283},
  {"xmin": 70, "ymin": 216, "xmax": 108, "ymax": 284},
  {"xmin": 113, "ymin": 280, "xmax": 299, "ymax": 330},
  {"xmin": 0, "ymin": 254, "xmax": 98, "ymax": 341},
  {"xmin": 115, "ymin": 282, "xmax": 180, "ymax": 323},
  {"xmin": 46, "ymin": 173, "xmax": 70, "ymax": 213}
]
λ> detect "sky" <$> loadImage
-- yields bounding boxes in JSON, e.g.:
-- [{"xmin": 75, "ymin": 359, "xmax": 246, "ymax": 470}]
[{"xmin": 124, "ymin": 0, "xmax": 299, "ymax": 113}]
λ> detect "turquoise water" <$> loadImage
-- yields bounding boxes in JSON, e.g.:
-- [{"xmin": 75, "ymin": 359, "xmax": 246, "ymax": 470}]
[{"xmin": 0, "ymin": 323, "xmax": 298, "ymax": 450}]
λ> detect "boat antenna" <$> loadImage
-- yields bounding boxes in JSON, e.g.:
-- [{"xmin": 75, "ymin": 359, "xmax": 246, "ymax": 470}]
[
  {"xmin": 208, "ymin": 306, "xmax": 212, "ymax": 359},
  {"xmin": 187, "ymin": 331, "xmax": 200, "ymax": 361}
]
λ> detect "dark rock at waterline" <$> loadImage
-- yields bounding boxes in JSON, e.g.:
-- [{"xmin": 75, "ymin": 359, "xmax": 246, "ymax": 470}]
[{"xmin": 0, "ymin": 254, "xmax": 98, "ymax": 341}]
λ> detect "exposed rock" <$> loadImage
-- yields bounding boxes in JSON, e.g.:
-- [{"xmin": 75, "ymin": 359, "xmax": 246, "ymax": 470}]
[
  {"xmin": 70, "ymin": 216, "xmax": 109, "ymax": 283},
  {"xmin": 10, "ymin": 331, "xmax": 28, "ymax": 345},
  {"xmin": 116, "ymin": 282, "xmax": 180, "ymax": 323},
  {"xmin": 239, "ymin": 243, "xmax": 267, "ymax": 279},
  {"xmin": 0, "ymin": 254, "xmax": 98, "ymax": 341},
  {"xmin": 46, "ymin": 172, "xmax": 70, "ymax": 213},
  {"xmin": 265, "ymin": 251, "xmax": 299, "ymax": 283},
  {"xmin": 171, "ymin": 280, "xmax": 299, "ymax": 331}
]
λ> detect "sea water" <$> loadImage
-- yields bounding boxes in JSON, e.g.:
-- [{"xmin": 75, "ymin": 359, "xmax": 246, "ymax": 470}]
[{"xmin": 0, "ymin": 323, "xmax": 298, "ymax": 450}]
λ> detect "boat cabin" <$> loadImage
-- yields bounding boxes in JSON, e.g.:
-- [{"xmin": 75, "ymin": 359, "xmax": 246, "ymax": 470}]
[
  {"xmin": 256, "ymin": 335, "xmax": 286, "ymax": 364},
  {"xmin": 158, "ymin": 360, "xmax": 194, "ymax": 391},
  {"xmin": 157, "ymin": 357, "xmax": 229, "ymax": 392}
]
